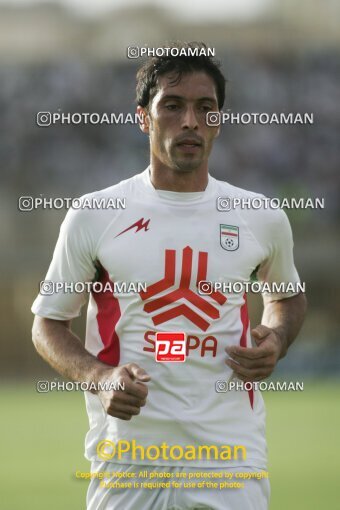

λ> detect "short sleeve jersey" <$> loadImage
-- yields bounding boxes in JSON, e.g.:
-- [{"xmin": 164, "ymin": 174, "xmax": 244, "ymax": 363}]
[{"xmin": 32, "ymin": 168, "xmax": 301, "ymax": 468}]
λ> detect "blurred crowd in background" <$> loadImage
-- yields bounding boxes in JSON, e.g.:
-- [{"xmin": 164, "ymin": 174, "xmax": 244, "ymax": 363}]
[
  {"xmin": 2, "ymin": 51, "xmax": 340, "ymax": 208},
  {"xmin": 1, "ymin": 0, "xmax": 339, "ymax": 378}
]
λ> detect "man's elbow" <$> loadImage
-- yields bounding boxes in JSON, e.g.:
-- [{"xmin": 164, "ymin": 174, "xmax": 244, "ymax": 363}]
[
  {"xmin": 297, "ymin": 291, "xmax": 308, "ymax": 316},
  {"xmin": 32, "ymin": 316, "xmax": 71, "ymax": 349},
  {"xmin": 32, "ymin": 315, "xmax": 45, "ymax": 352}
]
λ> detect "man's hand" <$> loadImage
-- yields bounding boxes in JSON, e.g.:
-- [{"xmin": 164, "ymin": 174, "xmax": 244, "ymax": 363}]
[
  {"xmin": 95, "ymin": 363, "xmax": 151, "ymax": 421},
  {"xmin": 32, "ymin": 318, "xmax": 152, "ymax": 422},
  {"xmin": 225, "ymin": 325, "xmax": 284, "ymax": 382}
]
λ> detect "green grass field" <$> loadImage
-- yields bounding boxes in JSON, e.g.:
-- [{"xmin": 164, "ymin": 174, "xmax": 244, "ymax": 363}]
[{"xmin": 1, "ymin": 381, "xmax": 339, "ymax": 509}]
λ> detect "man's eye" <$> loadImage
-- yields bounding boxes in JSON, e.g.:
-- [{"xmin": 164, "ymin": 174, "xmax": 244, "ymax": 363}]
[
  {"xmin": 200, "ymin": 105, "xmax": 213, "ymax": 112},
  {"xmin": 165, "ymin": 104, "xmax": 179, "ymax": 111}
]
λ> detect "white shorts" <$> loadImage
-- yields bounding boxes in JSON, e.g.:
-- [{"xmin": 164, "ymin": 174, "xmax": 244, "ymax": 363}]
[{"xmin": 86, "ymin": 461, "xmax": 270, "ymax": 510}]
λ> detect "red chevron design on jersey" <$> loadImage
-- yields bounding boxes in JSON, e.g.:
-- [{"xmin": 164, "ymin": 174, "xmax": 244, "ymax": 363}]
[
  {"xmin": 140, "ymin": 246, "xmax": 227, "ymax": 331},
  {"xmin": 115, "ymin": 218, "xmax": 150, "ymax": 238}
]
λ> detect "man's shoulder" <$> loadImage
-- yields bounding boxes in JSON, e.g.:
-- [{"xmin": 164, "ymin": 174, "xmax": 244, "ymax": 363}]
[
  {"xmin": 214, "ymin": 177, "xmax": 266, "ymax": 200},
  {"xmin": 79, "ymin": 171, "xmax": 143, "ymax": 202},
  {"xmin": 61, "ymin": 171, "xmax": 144, "ymax": 234},
  {"xmin": 213, "ymin": 176, "xmax": 289, "ymax": 231}
]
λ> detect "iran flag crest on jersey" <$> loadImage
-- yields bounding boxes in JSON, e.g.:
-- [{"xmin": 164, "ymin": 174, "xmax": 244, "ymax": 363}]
[{"xmin": 220, "ymin": 224, "xmax": 239, "ymax": 251}]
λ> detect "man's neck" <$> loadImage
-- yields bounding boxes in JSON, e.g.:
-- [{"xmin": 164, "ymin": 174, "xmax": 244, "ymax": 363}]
[{"xmin": 149, "ymin": 162, "xmax": 209, "ymax": 192}]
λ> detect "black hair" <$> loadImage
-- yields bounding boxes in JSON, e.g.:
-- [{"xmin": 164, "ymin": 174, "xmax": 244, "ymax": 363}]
[{"xmin": 136, "ymin": 41, "xmax": 226, "ymax": 110}]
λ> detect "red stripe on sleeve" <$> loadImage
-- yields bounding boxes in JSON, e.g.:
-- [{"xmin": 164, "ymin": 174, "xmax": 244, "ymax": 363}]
[
  {"xmin": 240, "ymin": 293, "xmax": 254, "ymax": 409},
  {"xmin": 92, "ymin": 267, "xmax": 121, "ymax": 366}
]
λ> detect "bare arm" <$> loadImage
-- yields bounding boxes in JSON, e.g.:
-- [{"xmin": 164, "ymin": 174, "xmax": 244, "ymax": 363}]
[
  {"xmin": 225, "ymin": 292, "xmax": 307, "ymax": 382},
  {"xmin": 261, "ymin": 292, "xmax": 307, "ymax": 359},
  {"xmin": 32, "ymin": 316, "xmax": 150, "ymax": 420},
  {"xmin": 32, "ymin": 316, "xmax": 106, "ymax": 384}
]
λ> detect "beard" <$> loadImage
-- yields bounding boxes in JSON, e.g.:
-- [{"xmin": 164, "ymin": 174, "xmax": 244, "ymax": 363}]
[
  {"xmin": 165, "ymin": 141, "xmax": 205, "ymax": 172},
  {"xmin": 149, "ymin": 123, "xmax": 208, "ymax": 172}
]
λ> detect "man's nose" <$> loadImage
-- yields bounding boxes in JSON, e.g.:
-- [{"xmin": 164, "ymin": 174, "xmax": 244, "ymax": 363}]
[{"xmin": 181, "ymin": 106, "xmax": 199, "ymax": 130}]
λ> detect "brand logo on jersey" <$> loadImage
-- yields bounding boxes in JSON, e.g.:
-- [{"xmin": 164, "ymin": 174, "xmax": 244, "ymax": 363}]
[
  {"xmin": 144, "ymin": 330, "xmax": 218, "ymax": 358},
  {"xmin": 155, "ymin": 332, "xmax": 186, "ymax": 362},
  {"xmin": 139, "ymin": 246, "xmax": 227, "ymax": 331},
  {"xmin": 115, "ymin": 218, "xmax": 150, "ymax": 238},
  {"xmin": 220, "ymin": 224, "xmax": 239, "ymax": 251}
]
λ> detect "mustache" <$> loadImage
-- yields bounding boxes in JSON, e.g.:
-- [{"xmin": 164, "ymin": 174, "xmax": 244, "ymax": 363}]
[{"xmin": 174, "ymin": 134, "xmax": 204, "ymax": 145}]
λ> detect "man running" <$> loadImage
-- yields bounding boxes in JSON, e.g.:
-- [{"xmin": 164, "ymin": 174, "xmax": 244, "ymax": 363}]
[{"xmin": 32, "ymin": 42, "xmax": 307, "ymax": 510}]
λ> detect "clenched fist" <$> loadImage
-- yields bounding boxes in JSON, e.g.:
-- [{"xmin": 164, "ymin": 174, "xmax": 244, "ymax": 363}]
[
  {"xmin": 95, "ymin": 363, "xmax": 151, "ymax": 421},
  {"xmin": 225, "ymin": 325, "xmax": 283, "ymax": 382}
]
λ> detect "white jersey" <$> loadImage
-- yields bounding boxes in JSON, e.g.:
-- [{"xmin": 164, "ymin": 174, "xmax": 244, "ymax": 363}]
[{"xmin": 32, "ymin": 168, "xmax": 300, "ymax": 468}]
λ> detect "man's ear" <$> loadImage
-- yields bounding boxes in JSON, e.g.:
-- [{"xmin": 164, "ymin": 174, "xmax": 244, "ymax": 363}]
[{"xmin": 137, "ymin": 105, "xmax": 150, "ymax": 134}]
